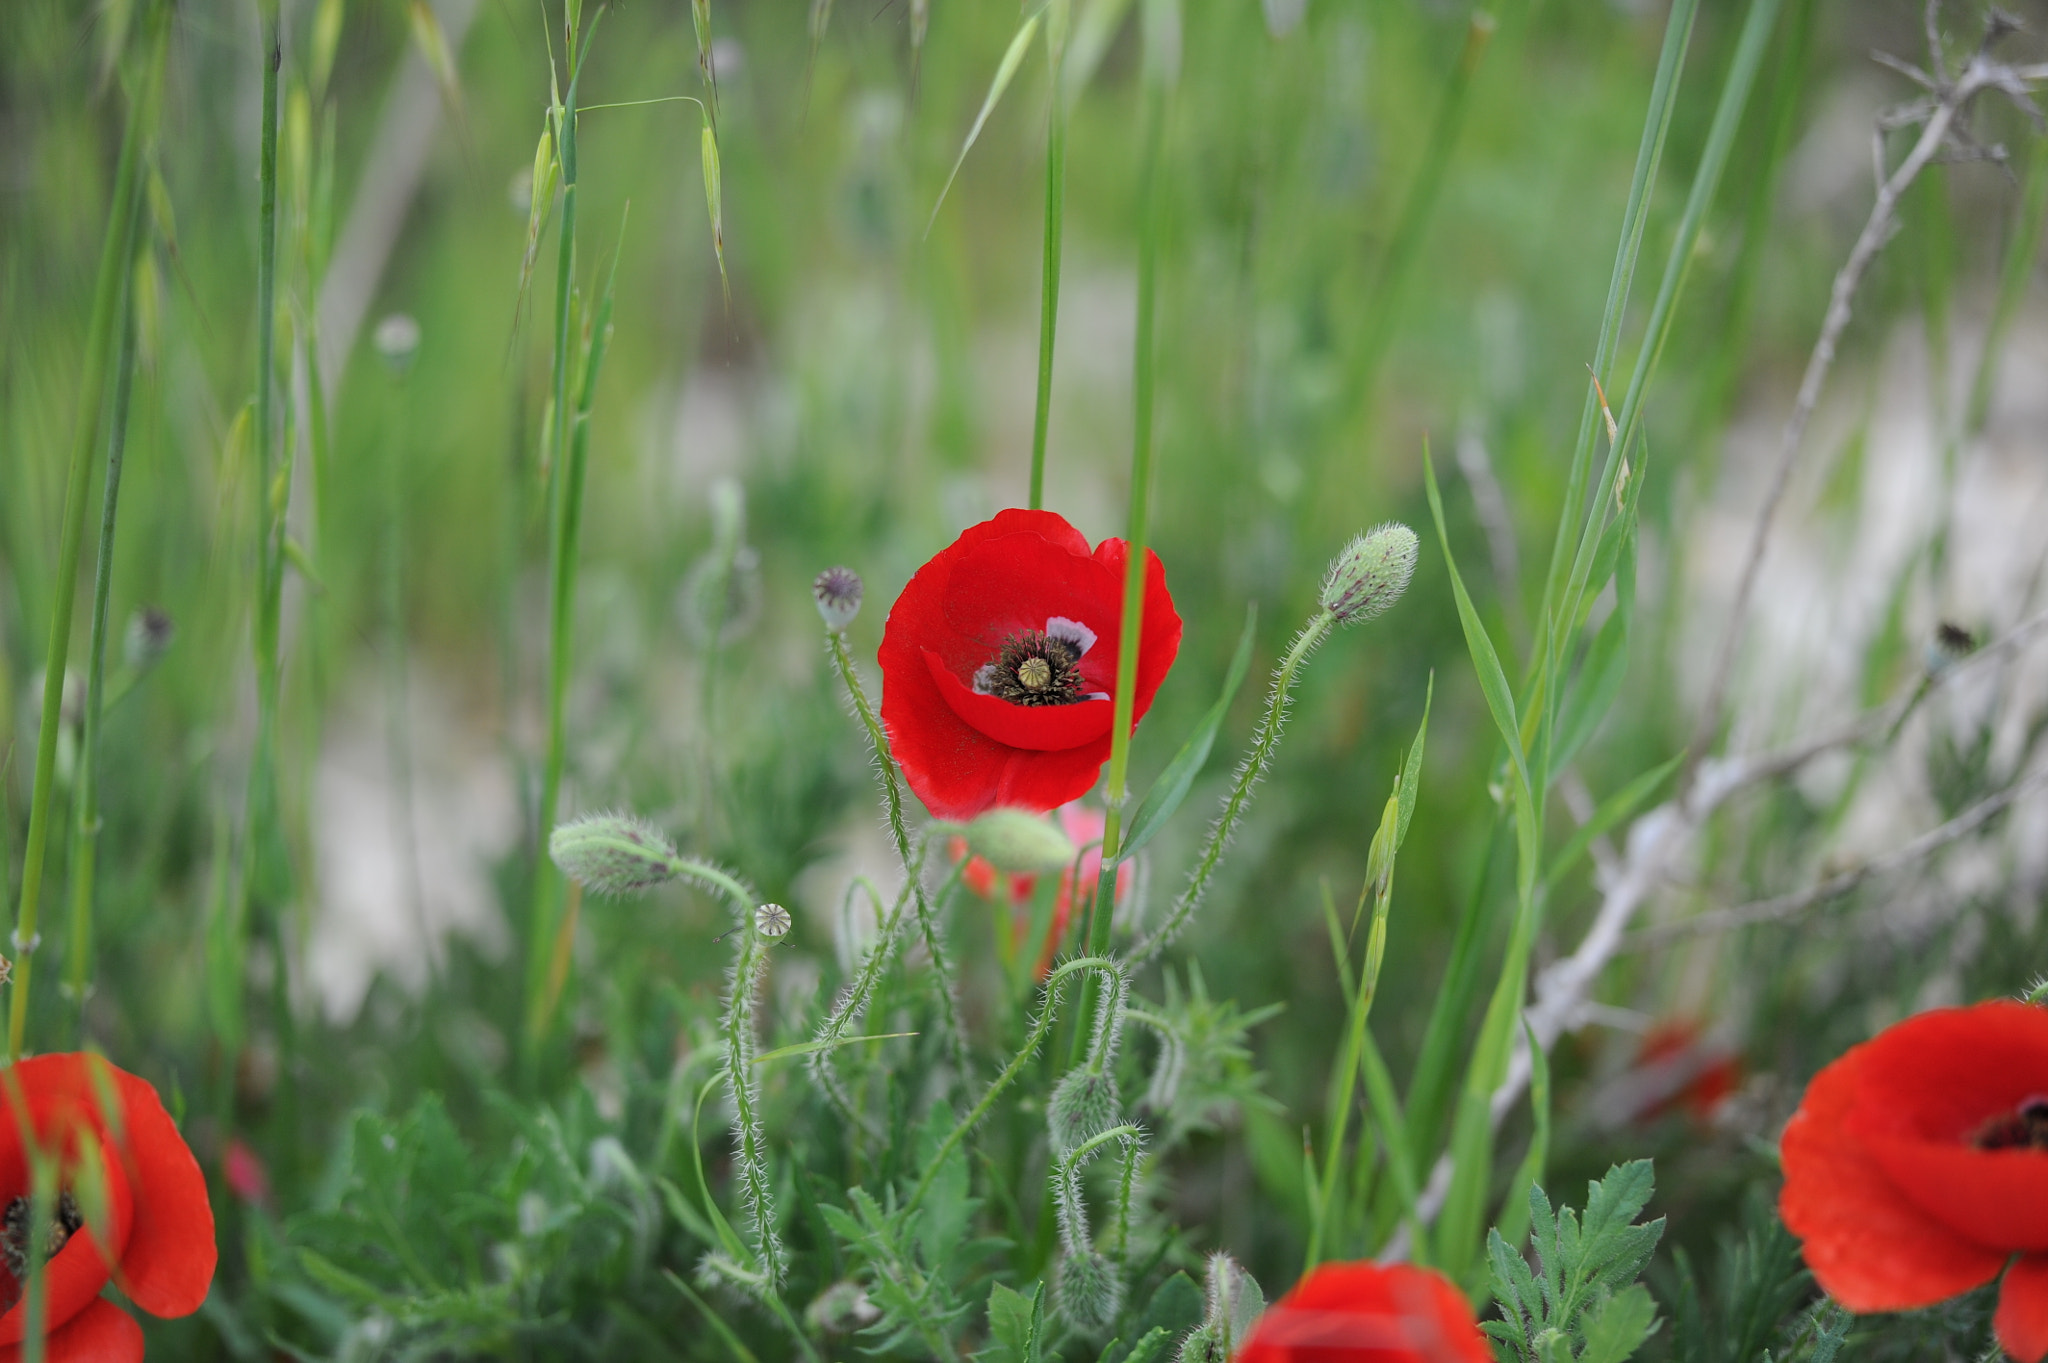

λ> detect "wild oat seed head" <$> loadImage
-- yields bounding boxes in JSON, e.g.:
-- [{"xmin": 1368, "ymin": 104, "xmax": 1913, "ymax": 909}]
[
  {"xmin": 964, "ymin": 808, "xmax": 1079, "ymax": 875},
  {"xmin": 1320, "ymin": 522, "xmax": 1418, "ymax": 625},
  {"xmin": 813, "ymin": 566, "xmax": 864, "ymax": 633},
  {"xmin": 548, "ymin": 812, "xmax": 679, "ymax": 897}
]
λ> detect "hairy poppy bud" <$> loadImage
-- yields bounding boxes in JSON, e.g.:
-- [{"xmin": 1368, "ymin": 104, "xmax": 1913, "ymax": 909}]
[
  {"xmin": 548, "ymin": 812, "xmax": 681, "ymax": 896},
  {"xmin": 1179, "ymin": 1252, "xmax": 1265, "ymax": 1362},
  {"xmin": 1056, "ymin": 1248, "xmax": 1122, "ymax": 1329},
  {"xmin": 813, "ymin": 566, "xmax": 863, "ymax": 633},
  {"xmin": 1047, "ymin": 1067, "xmax": 1122, "ymax": 1156},
  {"xmin": 963, "ymin": 808, "xmax": 1079, "ymax": 876},
  {"xmin": 1319, "ymin": 522, "xmax": 1418, "ymax": 625}
]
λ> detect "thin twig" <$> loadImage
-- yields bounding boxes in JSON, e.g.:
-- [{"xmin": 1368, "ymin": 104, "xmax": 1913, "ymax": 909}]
[
  {"xmin": 1627, "ymin": 766, "xmax": 2048, "ymax": 948},
  {"xmin": 1684, "ymin": 32, "xmax": 2039, "ymax": 794}
]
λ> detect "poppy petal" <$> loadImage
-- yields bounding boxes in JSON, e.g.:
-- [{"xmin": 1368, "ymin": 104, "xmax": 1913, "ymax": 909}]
[
  {"xmin": 1239, "ymin": 1261, "xmax": 1491, "ymax": 1363},
  {"xmin": 1847, "ymin": 1002, "xmax": 2048, "ymax": 1250},
  {"xmin": 939, "ymin": 532, "xmax": 1122, "ymax": 662},
  {"xmin": 1998, "ymin": 1254, "xmax": 2048, "ymax": 1363},
  {"xmin": 106, "ymin": 1069, "xmax": 214, "ymax": 1319},
  {"xmin": 1780, "ymin": 1034, "xmax": 2006, "ymax": 1310},
  {"xmin": 14, "ymin": 1297, "xmax": 145, "ymax": 1363},
  {"xmin": 922, "ymin": 650, "xmax": 1115, "ymax": 750}
]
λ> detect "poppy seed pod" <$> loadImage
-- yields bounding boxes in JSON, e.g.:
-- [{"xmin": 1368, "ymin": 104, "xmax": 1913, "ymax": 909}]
[
  {"xmin": 963, "ymin": 808, "xmax": 1079, "ymax": 876},
  {"xmin": 548, "ymin": 812, "xmax": 681, "ymax": 897},
  {"xmin": 1320, "ymin": 522, "xmax": 1418, "ymax": 625},
  {"xmin": 813, "ymin": 566, "xmax": 864, "ymax": 633}
]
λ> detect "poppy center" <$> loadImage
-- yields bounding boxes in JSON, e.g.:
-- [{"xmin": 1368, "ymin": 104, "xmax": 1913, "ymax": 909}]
[
  {"xmin": 1974, "ymin": 1096, "xmax": 2048, "ymax": 1151},
  {"xmin": 1, "ymin": 1190, "xmax": 83, "ymax": 1293},
  {"xmin": 974, "ymin": 630, "xmax": 1087, "ymax": 707}
]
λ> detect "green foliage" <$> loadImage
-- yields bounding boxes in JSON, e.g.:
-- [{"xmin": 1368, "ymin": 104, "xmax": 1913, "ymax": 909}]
[{"xmin": 1487, "ymin": 1161, "xmax": 1667, "ymax": 1363}]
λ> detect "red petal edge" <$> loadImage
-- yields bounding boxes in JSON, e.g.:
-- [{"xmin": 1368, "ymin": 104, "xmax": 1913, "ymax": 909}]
[
  {"xmin": 1779, "ymin": 1035, "xmax": 2006, "ymax": 1311},
  {"xmin": 1999, "ymin": 1254, "xmax": 2048, "ymax": 1363},
  {"xmin": 0, "ymin": 1298, "xmax": 143, "ymax": 1363},
  {"xmin": 108, "ymin": 1068, "xmax": 216, "ymax": 1319}
]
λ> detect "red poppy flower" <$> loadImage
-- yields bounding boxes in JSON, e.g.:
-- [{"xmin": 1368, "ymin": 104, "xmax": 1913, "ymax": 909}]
[
  {"xmin": 0, "ymin": 1053, "xmax": 216, "ymax": 1362},
  {"xmin": 952, "ymin": 803, "xmax": 1132, "ymax": 978},
  {"xmin": 1779, "ymin": 1000, "xmax": 2048, "ymax": 1362},
  {"xmin": 879, "ymin": 509, "xmax": 1181, "ymax": 821},
  {"xmin": 1236, "ymin": 1260, "xmax": 1491, "ymax": 1362},
  {"xmin": 1629, "ymin": 1020, "xmax": 1741, "ymax": 1124}
]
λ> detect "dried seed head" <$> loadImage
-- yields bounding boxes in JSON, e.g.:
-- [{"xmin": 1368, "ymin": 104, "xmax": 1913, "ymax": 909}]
[
  {"xmin": 964, "ymin": 808, "xmax": 1079, "ymax": 875},
  {"xmin": 812, "ymin": 566, "xmax": 863, "ymax": 633},
  {"xmin": 754, "ymin": 903, "xmax": 793, "ymax": 938},
  {"xmin": 1319, "ymin": 522, "xmax": 1418, "ymax": 625},
  {"xmin": 548, "ymin": 812, "xmax": 680, "ymax": 897},
  {"xmin": 1047, "ymin": 1067, "xmax": 1122, "ymax": 1157},
  {"xmin": 1056, "ymin": 1248, "xmax": 1123, "ymax": 1330}
]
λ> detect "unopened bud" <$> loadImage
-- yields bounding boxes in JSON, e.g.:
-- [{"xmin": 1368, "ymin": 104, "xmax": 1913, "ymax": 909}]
[
  {"xmin": 123, "ymin": 606, "xmax": 175, "ymax": 672},
  {"xmin": 1177, "ymin": 1252, "xmax": 1264, "ymax": 1362},
  {"xmin": 964, "ymin": 808, "xmax": 1078, "ymax": 876},
  {"xmin": 373, "ymin": 313, "xmax": 421, "ymax": 373},
  {"xmin": 1055, "ymin": 1248, "xmax": 1122, "ymax": 1330},
  {"xmin": 1047, "ymin": 1067, "xmax": 1122, "ymax": 1156},
  {"xmin": 1319, "ymin": 522, "xmax": 1418, "ymax": 625},
  {"xmin": 813, "ymin": 566, "xmax": 863, "ymax": 633},
  {"xmin": 548, "ymin": 812, "xmax": 680, "ymax": 896}
]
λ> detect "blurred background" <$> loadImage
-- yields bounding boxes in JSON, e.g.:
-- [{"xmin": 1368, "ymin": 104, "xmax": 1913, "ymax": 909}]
[{"xmin": 5, "ymin": 0, "xmax": 2048, "ymax": 1352}]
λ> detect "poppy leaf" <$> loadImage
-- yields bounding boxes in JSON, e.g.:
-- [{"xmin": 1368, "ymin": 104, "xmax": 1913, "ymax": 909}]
[{"xmin": 1121, "ymin": 601, "xmax": 1257, "ymax": 861}]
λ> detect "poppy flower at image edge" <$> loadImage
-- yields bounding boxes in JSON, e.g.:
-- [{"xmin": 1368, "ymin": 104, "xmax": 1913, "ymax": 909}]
[
  {"xmin": 0, "ymin": 1053, "xmax": 217, "ymax": 1363},
  {"xmin": 1778, "ymin": 1000, "xmax": 2048, "ymax": 1363},
  {"xmin": 880, "ymin": 509, "xmax": 1182, "ymax": 822},
  {"xmin": 1234, "ymin": 1260, "xmax": 1493, "ymax": 1362}
]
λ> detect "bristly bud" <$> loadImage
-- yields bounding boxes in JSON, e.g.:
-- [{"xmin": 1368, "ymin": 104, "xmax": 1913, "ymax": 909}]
[
  {"xmin": 1319, "ymin": 522, "xmax": 1418, "ymax": 625},
  {"xmin": 548, "ymin": 812, "xmax": 680, "ymax": 896},
  {"xmin": 1055, "ymin": 1248, "xmax": 1122, "ymax": 1330},
  {"xmin": 1178, "ymin": 1252, "xmax": 1265, "ymax": 1362},
  {"xmin": 813, "ymin": 566, "xmax": 863, "ymax": 633},
  {"xmin": 964, "ymin": 808, "xmax": 1079, "ymax": 875},
  {"xmin": 1048, "ymin": 1068, "xmax": 1122, "ymax": 1157}
]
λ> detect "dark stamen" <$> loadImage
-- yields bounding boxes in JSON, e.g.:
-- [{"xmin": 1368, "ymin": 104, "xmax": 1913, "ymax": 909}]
[
  {"xmin": 1, "ymin": 1190, "xmax": 84, "ymax": 1292},
  {"xmin": 1974, "ymin": 1097, "xmax": 2048, "ymax": 1151},
  {"xmin": 974, "ymin": 630, "xmax": 1087, "ymax": 707}
]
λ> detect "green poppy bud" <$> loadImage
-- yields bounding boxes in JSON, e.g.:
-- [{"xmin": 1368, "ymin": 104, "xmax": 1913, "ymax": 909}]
[
  {"xmin": 1047, "ymin": 1067, "xmax": 1122, "ymax": 1157},
  {"xmin": 1056, "ymin": 1248, "xmax": 1122, "ymax": 1330},
  {"xmin": 963, "ymin": 808, "xmax": 1079, "ymax": 876},
  {"xmin": 548, "ymin": 812, "xmax": 680, "ymax": 896},
  {"xmin": 1319, "ymin": 522, "xmax": 1418, "ymax": 625}
]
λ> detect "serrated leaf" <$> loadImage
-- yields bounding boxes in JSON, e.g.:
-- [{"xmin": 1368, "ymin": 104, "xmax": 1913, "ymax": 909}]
[
  {"xmin": 1579, "ymin": 1285, "xmax": 1659, "ymax": 1363},
  {"xmin": 1123, "ymin": 602, "xmax": 1258, "ymax": 859},
  {"xmin": 1100, "ymin": 1272, "xmax": 1202, "ymax": 1363},
  {"xmin": 976, "ymin": 1281, "xmax": 1046, "ymax": 1363}
]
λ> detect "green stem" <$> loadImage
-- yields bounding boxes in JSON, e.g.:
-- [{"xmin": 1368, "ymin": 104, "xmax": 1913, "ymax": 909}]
[
  {"xmin": 826, "ymin": 630, "xmax": 968, "ymax": 1075},
  {"xmin": 526, "ymin": 38, "xmax": 589, "ymax": 1053},
  {"xmin": 9, "ymin": 18, "xmax": 155, "ymax": 1063},
  {"xmin": 905, "ymin": 956, "xmax": 1116, "ymax": 1216},
  {"xmin": 1028, "ymin": 47, "xmax": 1068, "ymax": 511},
  {"xmin": 63, "ymin": 296, "xmax": 140, "ymax": 1017},
  {"xmin": 1128, "ymin": 612, "xmax": 1333, "ymax": 965}
]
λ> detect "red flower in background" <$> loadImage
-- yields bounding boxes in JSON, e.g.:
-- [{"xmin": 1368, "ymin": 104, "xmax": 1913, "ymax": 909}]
[
  {"xmin": 0, "ymin": 1053, "xmax": 216, "ymax": 1362},
  {"xmin": 1631, "ymin": 1020, "xmax": 1741, "ymax": 1124},
  {"xmin": 1779, "ymin": 1000, "xmax": 2048, "ymax": 1362},
  {"xmin": 880, "ymin": 509, "xmax": 1181, "ymax": 821},
  {"xmin": 1235, "ymin": 1260, "xmax": 1491, "ymax": 1362},
  {"xmin": 952, "ymin": 803, "xmax": 1131, "ymax": 978}
]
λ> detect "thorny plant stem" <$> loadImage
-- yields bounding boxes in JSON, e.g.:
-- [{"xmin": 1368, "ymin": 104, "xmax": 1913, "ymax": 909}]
[
  {"xmin": 64, "ymin": 301, "xmax": 140, "ymax": 1015},
  {"xmin": 905, "ymin": 956, "xmax": 1118, "ymax": 1217},
  {"xmin": 1686, "ymin": 64, "xmax": 1973, "ymax": 794},
  {"xmin": 1129, "ymin": 612, "xmax": 1333, "ymax": 966},
  {"xmin": 826, "ymin": 631, "xmax": 969, "ymax": 1077},
  {"xmin": 11, "ymin": 12, "xmax": 155, "ymax": 1063}
]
